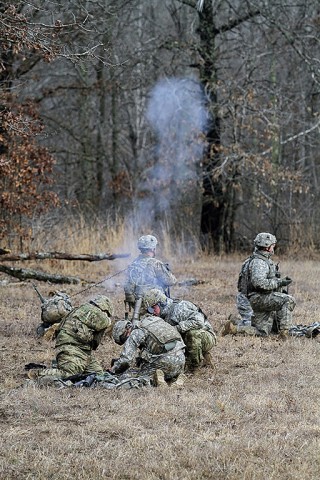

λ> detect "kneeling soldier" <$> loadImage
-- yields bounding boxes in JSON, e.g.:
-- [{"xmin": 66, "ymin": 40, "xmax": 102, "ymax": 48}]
[
  {"xmin": 30, "ymin": 295, "xmax": 113, "ymax": 385},
  {"xmin": 142, "ymin": 289, "xmax": 217, "ymax": 373},
  {"xmin": 111, "ymin": 316, "xmax": 185, "ymax": 386}
]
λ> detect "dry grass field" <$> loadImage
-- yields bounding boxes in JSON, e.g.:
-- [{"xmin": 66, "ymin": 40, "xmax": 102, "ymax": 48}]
[{"xmin": 0, "ymin": 250, "xmax": 319, "ymax": 480}]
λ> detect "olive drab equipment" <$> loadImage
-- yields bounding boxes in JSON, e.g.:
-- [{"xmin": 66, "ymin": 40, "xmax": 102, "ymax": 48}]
[
  {"xmin": 32, "ymin": 285, "xmax": 73, "ymax": 338},
  {"xmin": 32, "ymin": 284, "xmax": 73, "ymax": 324},
  {"xmin": 140, "ymin": 316, "xmax": 182, "ymax": 355},
  {"xmin": 41, "ymin": 292, "xmax": 73, "ymax": 324}
]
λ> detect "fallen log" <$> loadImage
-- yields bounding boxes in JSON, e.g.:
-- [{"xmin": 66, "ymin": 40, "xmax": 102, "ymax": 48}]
[
  {"xmin": 0, "ymin": 251, "xmax": 130, "ymax": 262},
  {"xmin": 0, "ymin": 265, "xmax": 81, "ymax": 284}
]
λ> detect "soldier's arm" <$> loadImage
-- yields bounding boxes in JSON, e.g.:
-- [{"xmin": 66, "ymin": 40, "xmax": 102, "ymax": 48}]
[
  {"xmin": 82, "ymin": 309, "xmax": 112, "ymax": 332},
  {"xmin": 171, "ymin": 302, "xmax": 205, "ymax": 333},
  {"xmin": 155, "ymin": 260, "xmax": 177, "ymax": 287},
  {"xmin": 112, "ymin": 329, "xmax": 145, "ymax": 373}
]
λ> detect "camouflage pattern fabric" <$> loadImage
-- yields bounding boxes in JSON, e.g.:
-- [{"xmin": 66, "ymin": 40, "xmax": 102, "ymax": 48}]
[
  {"xmin": 228, "ymin": 317, "xmax": 320, "ymax": 338},
  {"xmin": 124, "ymin": 254, "xmax": 176, "ymax": 300},
  {"xmin": 236, "ymin": 292, "xmax": 254, "ymax": 324},
  {"xmin": 35, "ymin": 302, "xmax": 111, "ymax": 383},
  {"xmin": 57, "ymin": 303, "xmax": 112, "ymax": 349},
  {"xmin": 182, "ymin": 329, "xmax": 216, "ymax": 369},
  {"xmin": 161, "ymin": 298, "xmax": 217, "ymax": 368},
  {"xmin": 241, "ymin": 249, "xmax": 296, "ymax": 336},
  {"xmin": 112, "ymin": 321, "xmax": 185, "ymax": 381},
  {"xmin": 289, "ymin": 322, "xmax": 320, "ymax": 338}
]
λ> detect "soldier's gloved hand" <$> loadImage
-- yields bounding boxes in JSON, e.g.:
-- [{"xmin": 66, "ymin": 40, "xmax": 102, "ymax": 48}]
[
  {"xmin": 125, "ymin": 294, "xmax": 135, "ymax": 309},
  {"xmin": 111, "ymin": 358, "xmax": 119, "ymax": 367},
  {"xmin": 125, "ymin": 293, "xmax": 135, "ymax": 303},
  {"xmin": 278, "ymin": 276, "xmax": 292, "ymax": 287}
]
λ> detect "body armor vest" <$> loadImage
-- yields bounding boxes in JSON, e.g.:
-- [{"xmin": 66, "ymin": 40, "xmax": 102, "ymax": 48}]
[{"xmin": 140, "ymin": 316, "xmax": 181, "ymax": 355}]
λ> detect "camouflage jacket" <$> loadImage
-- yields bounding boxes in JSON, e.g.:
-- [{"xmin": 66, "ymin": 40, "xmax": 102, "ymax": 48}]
[
  {"xmin": 124, "ymin": 254, "xmax": 176, "ymax": 299},
  {"xmin": 248, "ymin": 249, "xmax": 279, "ymax": 294},
  {"xmin": 56, "ymin": 303, "xmax": 111, "ymax": 351},
  {"xmin": 113, "ymin": 316, "xmax": 184, "ymax": 373},
  {"xmin": 161, "ymin": 299, "xmax": 214, "ymax": 335}
]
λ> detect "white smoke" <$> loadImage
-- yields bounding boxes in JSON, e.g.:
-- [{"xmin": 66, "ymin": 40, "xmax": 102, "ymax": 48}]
[{"xmin": 143, "ymin": 77, "xmax": 209, "ymax": 215}]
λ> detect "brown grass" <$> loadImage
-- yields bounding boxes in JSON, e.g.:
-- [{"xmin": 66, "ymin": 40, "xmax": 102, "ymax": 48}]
[{"xmin": 0, "ymin": 244, "xmax": 319, "ymax": 479}]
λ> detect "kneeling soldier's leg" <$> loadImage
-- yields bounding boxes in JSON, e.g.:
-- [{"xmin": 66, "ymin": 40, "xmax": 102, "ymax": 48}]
[
  {"xmin": 276, "ymin": 295, "xmax": 296, "ymax": 333},
  {"xmin": 183, "ymin": 330, "xmax": 204, "ymax": 369}
]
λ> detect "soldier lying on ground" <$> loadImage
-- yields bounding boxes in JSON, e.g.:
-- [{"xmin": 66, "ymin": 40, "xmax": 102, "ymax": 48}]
[
  {"xmin": 223, "ymin": 232, "xmax": 296, "ymax": 337},
  {"xmin": 123, "ymin": 234, "xmax": 176, "ymax": 312},
  {"xmin": 28, "ymin": 295, "xmax": 114, "ymax": 385},
  {"xmin": 141, "ymin": 289, "xmax": 217, "ymax": 372},
  {"xmin": 110, "ymin": 316, "xmax": 186, "ymax": 387}
]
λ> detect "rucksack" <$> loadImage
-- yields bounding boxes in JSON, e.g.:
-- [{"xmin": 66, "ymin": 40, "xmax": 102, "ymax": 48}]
[
  {"xmin": 41, "ymin": 291, "xmax": 73, "ymax": 324},
  {"xmin": 237, "ymin": 256, "xmax": 254, "ymax": 296},
  {"xmin": 141, "ymin": 316, "xmax": 182, "ymax": 355}
]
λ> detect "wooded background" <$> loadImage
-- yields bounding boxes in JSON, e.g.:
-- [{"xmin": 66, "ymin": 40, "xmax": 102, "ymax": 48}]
[{"xmin": 1, "ymin": 1, "xmax": 320, "ymax": 253}]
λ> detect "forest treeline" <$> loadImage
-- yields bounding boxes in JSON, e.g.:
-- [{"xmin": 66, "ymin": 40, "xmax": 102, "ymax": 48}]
[{"xmin": 1, "ymin": 1, "xmax": 320, "ymax": 253}]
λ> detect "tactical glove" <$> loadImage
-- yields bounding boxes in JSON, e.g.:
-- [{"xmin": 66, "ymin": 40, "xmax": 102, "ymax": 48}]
[
  {"xmin": 125, "ymin": 293, "xmax": 135, "ymax": 305},
  {"xmin": 278, "ymin": 276, "xmax": 292, "ymax": 288}
]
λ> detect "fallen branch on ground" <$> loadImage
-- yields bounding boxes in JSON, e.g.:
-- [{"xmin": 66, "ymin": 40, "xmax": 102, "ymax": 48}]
[
  {"xmin": 0, "ymin": 251, "xmax": 130, "ymax": 262},
  {"xmin": 0, "ymin": 265, "xmax": 82, "ymax": 284}
]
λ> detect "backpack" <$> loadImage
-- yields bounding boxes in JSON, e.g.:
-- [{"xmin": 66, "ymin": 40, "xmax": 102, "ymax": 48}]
[
  {"xmin": 237, "ymin": 256, "xmax": 254, "ymax": 296},
  {"xmin": 41, "ymin": 291, "xmax": 73, "ymax": 324},
  {"xmin": 141, "ymin": 316, "xmax": 182, "ymax": 355}
]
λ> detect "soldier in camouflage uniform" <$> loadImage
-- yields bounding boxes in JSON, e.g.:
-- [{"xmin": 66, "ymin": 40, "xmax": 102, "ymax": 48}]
[
  {"xmin": 110, "ymin": 316, "xmax": 185, "ymax": 385},
  {"xmin": 31, "ymin": 295, "xmax": 113, "ymax": 383},
  {"xmin": 223, "ymin": 232, "xmax": 296, "ymax": 337},
  {"xmin": 124, "ymin": 235, "xmax": 176, "ymax": 310},
  {"xmin": 142, "ymin": 289, "xmax": 217, "ymax": 372}
]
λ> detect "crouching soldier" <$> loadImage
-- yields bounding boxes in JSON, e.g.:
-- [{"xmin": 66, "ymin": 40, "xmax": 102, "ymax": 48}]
[
  {"xmin": 222, "ymin": 232, "xmax": 296, "ymax": 338},
  {"xmin": 110, "ymin": 316, "xmax": 185, "ymax": 387},
  {"xmin": 142, "ymin": 289, "xmax": 217, "ymax": 373},
  {"xmin": 29, "ymin": 295, "xmax": 113, "ymax": 385}
]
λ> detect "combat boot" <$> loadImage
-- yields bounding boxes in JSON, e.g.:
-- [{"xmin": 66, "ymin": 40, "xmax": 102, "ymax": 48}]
[
  {"xmin": 279, "ymin": 330, "xmax": 289, "ymax": 340},
  {"xmin": 27, "ymin": 369, "xmax": 40, "ymax": 380},
  {"xmin": 202, "ymin": 351, "xmax": 214, "ymax": 368},
  {"xmin": 153, "ymin": 369, "xmax": 167, "ymax": 388},
  {"xmin": 221, "ymin": 320, "xmax": 238, "ymax": 336},
  {"xmin": 170, "ymin": 373, "xmax": 186, "ymax": 388}
]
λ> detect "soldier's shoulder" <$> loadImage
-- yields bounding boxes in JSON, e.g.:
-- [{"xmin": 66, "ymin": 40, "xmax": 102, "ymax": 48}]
[
  {"xmin": 251, "ymin": 256, "xmax": 270, "ymax": 269},
  {"xmin": 72, "ymin": 302, "xmax": 96, "ymax": 317}
]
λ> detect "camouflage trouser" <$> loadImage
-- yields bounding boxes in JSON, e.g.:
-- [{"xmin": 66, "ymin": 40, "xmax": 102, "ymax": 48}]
[
  {"xmin": 38, "ymin": 344, "xmax": 104, "ymax": 381},
  {"xmin": 248, "ymin": 292, "xmax": 296, "ymax": 336},
  {"xmin": 182, "ymin": 329, "xmax": 216, "ymax": 368},
  {"xmin": 138, "ymin": 346, "xmax": 185, "ymax": 381}
]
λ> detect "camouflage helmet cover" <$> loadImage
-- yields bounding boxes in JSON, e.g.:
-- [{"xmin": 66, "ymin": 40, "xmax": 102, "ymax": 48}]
[
  {"xmin": 142, "ymin": 288, "xmax": 167, "ymax": 309},
  {"xmin": 254, "ymin": 232, "xmax": 277, "ymax": 248},
  {"xmin": 90, "ymin": 295, "xmax": 113, "ymax": 316},
  {"xmin": 137, "ymin": 235, "xmax": 158, "ymax": 251},
  {"xmin": 112, "ymin": 320, "xmax": 132, "ymax": 345}
]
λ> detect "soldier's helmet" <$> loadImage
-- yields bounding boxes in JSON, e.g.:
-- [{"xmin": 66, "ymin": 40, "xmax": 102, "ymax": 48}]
[
  {"xmin": 142, "ymin": 288, "xmax": 167, "ymax": 309},
  {"xmin": 112, "ymin": 320, "xmax": 132, "ymax": 345},
  {"xmin": 254, "ymin": 232, "xmax": 277, "ymax": 248},
  {"xmin": 137, "ymin": 235, "xmax": 158, "ymax": 251},
  {"xmin": 90, "ymin": 295, "xmax": 113, "ymax": 316}
]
